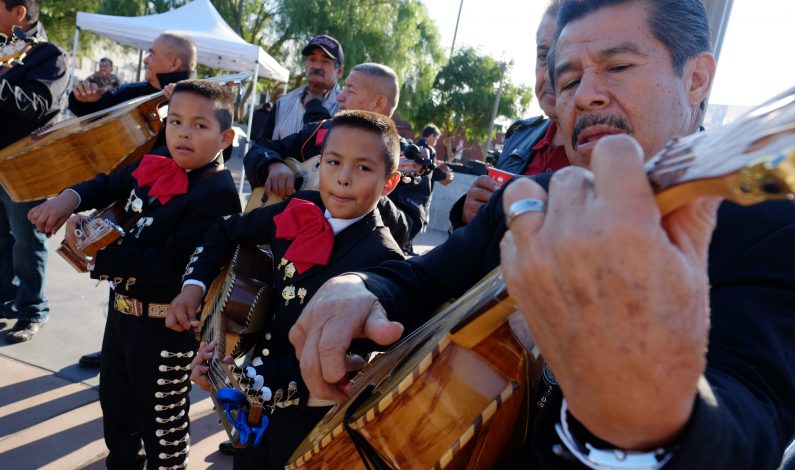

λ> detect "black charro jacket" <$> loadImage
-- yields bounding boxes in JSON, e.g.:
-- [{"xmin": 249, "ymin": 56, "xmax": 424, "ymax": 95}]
[
  {"xmin": 0, "ymin": 22, "xmax": 70, "ymax": 148},
  {"xmin": 185, "ymin": 190, "xmax": 404, "ymax": 407},
  {"xmin": 70, "ymin": 156, "xmax": 241, "ymax": 304}
]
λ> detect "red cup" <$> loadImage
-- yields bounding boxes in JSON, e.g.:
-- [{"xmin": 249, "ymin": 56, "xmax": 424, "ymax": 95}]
[{"xmin": 487, "ymin": 167, "xmax": 516, "ymax": 186}]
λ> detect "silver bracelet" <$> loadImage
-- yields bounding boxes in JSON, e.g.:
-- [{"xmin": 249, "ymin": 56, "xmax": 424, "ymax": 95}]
[{"xmin": 554, "ymin": 399, "xmax": 673, "ymax": 470}]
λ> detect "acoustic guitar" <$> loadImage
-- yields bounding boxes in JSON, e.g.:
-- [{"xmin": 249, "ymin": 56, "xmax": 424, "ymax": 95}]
[
  {"xmin": 56, "ymin": 203, "xmax": 127, "ymax": 273},
  {"xmin": 286, "ymin": 87, "xmax": 795, "ymax": 469}
]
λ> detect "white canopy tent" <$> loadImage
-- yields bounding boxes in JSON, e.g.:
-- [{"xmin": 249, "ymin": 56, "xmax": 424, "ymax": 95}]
[{"xmin": 72, "ymin": 0, "xmax": 290, "ymax": 192}]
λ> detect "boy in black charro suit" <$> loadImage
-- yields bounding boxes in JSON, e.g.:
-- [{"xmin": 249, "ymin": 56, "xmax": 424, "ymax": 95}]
[
  {"xmin": 28, "ymin": 80, "xmax": 242, "ymax": 470},
  {"xmin": 166, "ymin": 110, "xmax": 405, "ymax": 469}
]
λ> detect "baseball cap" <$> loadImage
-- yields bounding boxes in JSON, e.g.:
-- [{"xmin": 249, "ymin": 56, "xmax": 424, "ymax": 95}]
[{"xmin": 302, "ymin": 35, "xmax": 344, "ymax": 65}]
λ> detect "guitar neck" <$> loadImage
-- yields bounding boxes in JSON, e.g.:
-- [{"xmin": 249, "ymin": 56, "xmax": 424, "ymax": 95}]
[{"xmin": 647, "ymin": 86, "xmax": 795, "ymax": 215}]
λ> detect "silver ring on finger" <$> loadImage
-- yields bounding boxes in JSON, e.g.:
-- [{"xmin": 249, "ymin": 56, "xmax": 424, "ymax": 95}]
[{"xmin": 506, "ymin": 198, "xmax": 546, "ymax": 228}]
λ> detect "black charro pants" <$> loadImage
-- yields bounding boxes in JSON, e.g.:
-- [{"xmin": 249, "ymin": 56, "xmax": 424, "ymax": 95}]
[{"xmin": 100, "ymin": 291, "xmax": 197, "ymax": 470}]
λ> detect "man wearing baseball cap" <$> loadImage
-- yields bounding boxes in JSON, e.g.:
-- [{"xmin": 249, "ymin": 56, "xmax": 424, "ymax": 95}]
[{"xmin": 260, "ymin": 35, "xmax": 344, "ymax": 140}]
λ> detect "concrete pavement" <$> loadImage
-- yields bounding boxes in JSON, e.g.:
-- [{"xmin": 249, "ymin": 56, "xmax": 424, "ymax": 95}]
[{"xmin": 0, "ymin": 149, "xmax": 460, "ymax": 469}]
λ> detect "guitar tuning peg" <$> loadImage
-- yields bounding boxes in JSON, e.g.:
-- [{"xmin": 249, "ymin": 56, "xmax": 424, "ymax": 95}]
[
  {"xmin": 245, "ymin": 366, "xmax": 256, "ymax": 378},
  {"xmin": 251, "ymin": 356, "xmax": 263, "ymax": 367},
  {"xmin": 261, "ymin": 387, "xmax": 272, "ymax": 401},
  {"xmin": 252, "ymin": 375, "xmax": 265, "ymax": 390}
]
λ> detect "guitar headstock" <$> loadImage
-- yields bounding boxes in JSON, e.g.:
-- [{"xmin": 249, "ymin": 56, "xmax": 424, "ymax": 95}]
[
  {"xmin": 647, "ymin": 86, "xmax": 795, "ymax": 214},
  {"xmin": 0, "ymin": 26, "xmax": 37, "ymax": 69}
]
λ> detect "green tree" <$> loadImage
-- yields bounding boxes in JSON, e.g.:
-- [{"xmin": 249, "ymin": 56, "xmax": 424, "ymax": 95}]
[
  {"xmin": 39, "ymin": 0, "xmax": 100, "ymax": 48},
  {"xmin": 37, "ymin": 0, "xmax": 190, "ymax": 52},
  {"xmin": 211, "ymin": 0, "xmax": 283, "ymax": 50},
  {"xmin": 271, "ymin": 0, "xmax": 444, "ymax": 125},
  {"xmin": 419, "ymin": 47, "xmax": 533, "ymax": 144}
]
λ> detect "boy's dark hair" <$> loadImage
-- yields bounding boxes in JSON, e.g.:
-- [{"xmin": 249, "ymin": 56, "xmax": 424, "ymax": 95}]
[
  {"xmin": 172, "ymin": 79, "xmax": 234, "ymax": 131},
  {"xmin": 3, "ymin": 0, "xmax": 39, "ymax": 24},
  {"xmin": 325, "ymin": 110, "xmax": 400, "ymax": 175},
  {"xmin": 421, "ymin": 124, "xmax": 441, "ymax": 138},
  {"xmin": 99, "ymin": 57, "xmax": 113, "ymax": 67}
]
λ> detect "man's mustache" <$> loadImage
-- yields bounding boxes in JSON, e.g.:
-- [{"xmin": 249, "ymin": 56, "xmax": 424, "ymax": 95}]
[
  {"xmin": 307, "ymin": 68, "xmax": 326, "ymax": 77},
  {"xmin": 572, "ymin": 114, "xmax": 633, "ymax": 148}
]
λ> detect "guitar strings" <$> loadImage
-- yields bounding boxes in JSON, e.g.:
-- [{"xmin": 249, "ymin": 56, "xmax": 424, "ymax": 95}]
[{"xmin": 646, "ymin": 85, "xmax": 795, "ymax": 188}]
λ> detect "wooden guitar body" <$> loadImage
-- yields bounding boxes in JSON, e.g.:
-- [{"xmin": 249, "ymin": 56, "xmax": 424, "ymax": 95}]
[
  {"xmin": 199, "ymin": 245, "xmax": 275, "ymax": 358},
  {"xmin": 288, "ymin": 269, "xmax": 542, "ymax": 469},
  {"xmin": 198, "ymin": 244, "xmax": 275, "ymax": 447},
  {"xmin": 0, "ymin": 93, "xmax": 164, "ymax": 202},
  {"xmin": 56, "ymin": 203, "xmax": 127, "ymax": 273}
]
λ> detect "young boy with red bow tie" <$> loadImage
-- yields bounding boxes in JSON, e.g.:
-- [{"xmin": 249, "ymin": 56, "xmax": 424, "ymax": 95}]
[
  {"xmin": 166, "ymin": 110, "xmax": 405, "ymax": 469},
  {"xmin": 28, "ymin": 80, "xmax": 242, "ymax": 470}
]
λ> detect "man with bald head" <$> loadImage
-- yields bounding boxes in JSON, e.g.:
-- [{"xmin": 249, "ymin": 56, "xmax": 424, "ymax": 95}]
[
  {"xmin": 289, "ymin": 0, "xmax": 794, "ymax": 467},
  {"xmin": 68, "ymin": 32, "xmax": 196, "ymax": 116},
  {"xmin": 243, "ymin": 63, "xmax": 411, "ymax": 245},
  {"xmin": 245, "ymin": 63, "xmax": 399, "ymax": 196}
]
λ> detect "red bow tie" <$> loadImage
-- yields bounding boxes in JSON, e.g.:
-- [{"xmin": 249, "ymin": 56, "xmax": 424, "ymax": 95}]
[
  {"xmin": 274, "ymin": 198, "xmax": 334, "ymax": 274},
  {"xmin": 131, "ymin": 154, "xmax": 189, "ymax": 204}
]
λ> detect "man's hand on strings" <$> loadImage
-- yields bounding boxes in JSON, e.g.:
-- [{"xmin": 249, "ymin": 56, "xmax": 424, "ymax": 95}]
[
  {"xmin": 289, "ymin": 274, "xmax": 404, "ymax": 403},
  {"xmin": 72, "ymin": 81, "xmax": 106, "ymax": 102},
  {"xmin": 499, "ymin": 134, "xmax": 721, "ymax": 449}
]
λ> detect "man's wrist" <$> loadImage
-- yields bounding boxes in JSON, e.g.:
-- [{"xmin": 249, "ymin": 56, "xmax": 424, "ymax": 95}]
[{"xmin": 555, "ymin": 399, "xmax": 675, "ymax": 469}]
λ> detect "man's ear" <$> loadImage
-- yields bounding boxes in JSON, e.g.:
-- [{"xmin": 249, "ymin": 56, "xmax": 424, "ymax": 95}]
[
  {"xmin": 685, "ymin": 52, "xmax": 716, "ymax": 109},
  {"xmin": 381, "ymin": 171, "xmax": 401, "ymax": 196},
  {"xmin": 13, "ymin": 5, "xmax": 27, "ymax": 25},
  {"xmin": 220, "ymin": 128, "xmax": 236, "ymax": 149},
  {"xmin": 374, "ymin": 95, "xmax": 388, "ymax": 115},
  {"xmin": 336, "ymin": 65, "xmax": 345, "ymax": 80},
  {"xmin": 170, "ymin": 56, "xmax": 183, "ymax": 73}
]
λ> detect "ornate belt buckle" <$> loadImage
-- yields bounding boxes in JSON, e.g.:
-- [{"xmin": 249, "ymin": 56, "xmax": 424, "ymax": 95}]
[{"xmin": 114, "ymin": 294, "xmax": 131, "ymax": 314}]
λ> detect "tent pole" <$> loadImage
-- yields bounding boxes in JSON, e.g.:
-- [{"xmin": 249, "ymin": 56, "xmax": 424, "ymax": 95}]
[
  {"xmin": 238, "ymin": 63, "xmax": 260, "ymax": 197},
  {"xmin": 71, "ymin": 27, "xmax": 80, "ymax": 74}
]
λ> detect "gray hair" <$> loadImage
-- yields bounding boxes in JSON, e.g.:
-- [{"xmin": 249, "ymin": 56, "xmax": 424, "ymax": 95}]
[
  {"xmin": 351, "ymin": 63, "xmax": 400, "ymax": 117},
  {"xmin": 159, "ymin": 32, "xmax": 198, "ymax": 72},
  {"xmin": 555, "ymin": 0, "xmax": 710, "ymax": 76}
]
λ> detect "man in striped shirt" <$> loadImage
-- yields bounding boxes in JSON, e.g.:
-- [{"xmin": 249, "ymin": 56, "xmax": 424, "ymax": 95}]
[{"xmin": 260, "ymin": 35, "xmax": 344, "ymax": 140}]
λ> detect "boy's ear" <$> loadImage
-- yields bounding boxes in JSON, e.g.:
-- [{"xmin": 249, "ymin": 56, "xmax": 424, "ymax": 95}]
[
  {"xmin": 381, "ymin": 171, "xmax": 401, "ymax": 196},
  {"xmin": 220, "ymin": 128, "xmax": 235, "ymax": 149}
]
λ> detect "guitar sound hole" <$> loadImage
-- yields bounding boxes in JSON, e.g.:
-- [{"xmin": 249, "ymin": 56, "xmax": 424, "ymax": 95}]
[
  {"xmin": 762, "ymin": 181, "xmax": 783, "ymax": 194},
  {"xmin": 294, "ymin": 173, "xmax": 306, "ymax": 191}
]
